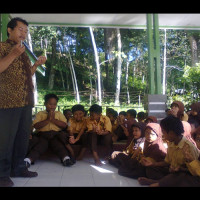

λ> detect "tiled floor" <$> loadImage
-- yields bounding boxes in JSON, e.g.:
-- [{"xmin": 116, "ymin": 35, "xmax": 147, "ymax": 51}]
[{"xmin": 11, "ymin": 155, "xmax": 146, "ymax": 187}]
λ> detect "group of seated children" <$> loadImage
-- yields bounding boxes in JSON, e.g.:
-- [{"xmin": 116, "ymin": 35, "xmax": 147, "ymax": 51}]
[
  {"xmin": 26, "ymin": 94, "xmax": 200, "ymax": 186},
  {"xmin": 109, "ymin": 99, "xmax": 200, "ymax": 187},
  {"xmin": 26, "ymin": 94, "xmax": 114, "ymax": 166}
]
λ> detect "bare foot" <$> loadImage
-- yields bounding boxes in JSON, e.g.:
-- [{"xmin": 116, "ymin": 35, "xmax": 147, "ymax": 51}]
[
  {"xmin": 138, "ymin": 177, "xmax": 158, "ymax": 185},
  {"xmin": 95, "ymin": 159, "xmax": 102, "ymax": 166},
  {"xmin": 76, "ymin": 156, "xmax": 83, "ymax": 161},
  {"xmin": 76, "ymin": 148, "xmax": 86, "ymax": 161},
  {"xmin": 149, "ymin": 183, "xmax": 159, "ymax": 187}
]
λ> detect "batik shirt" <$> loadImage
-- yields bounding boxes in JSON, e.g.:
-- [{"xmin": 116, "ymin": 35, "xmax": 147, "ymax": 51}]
[{"xmin": 0, "ymin": 39, "xmax": 34, "ymax": 109}]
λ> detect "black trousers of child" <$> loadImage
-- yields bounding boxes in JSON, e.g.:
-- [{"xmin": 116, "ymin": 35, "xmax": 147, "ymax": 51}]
[
  {"xmin": 0, "ymin": 106, "xmax": 32, "ymax": 177},
  {"xmin": 66, "ymin": 132, "xmax": 88, "ymax": 147},
  {"xmin": 27, "ymin": 131, "xmax": 70, "ymax": 162},
  {"xmin": 88, "ymin": 132, "xmax": 113, "ymax": 157}
]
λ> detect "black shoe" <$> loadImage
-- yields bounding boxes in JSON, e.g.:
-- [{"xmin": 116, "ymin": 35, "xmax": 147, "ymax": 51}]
[
  {"xmin": 10, "ymin": 169, "xmax": 38, "ymax": 178},
  {"xmin": 70, "ymin": 157, "xmax": 76, "ymax": 165},
  {"xmin": 0, "ymin": 177, "xmax": 14, "ymax": 187},
  {"xmin": 63, "ymin": 158, "xmax": 71, "ymax": 167}
]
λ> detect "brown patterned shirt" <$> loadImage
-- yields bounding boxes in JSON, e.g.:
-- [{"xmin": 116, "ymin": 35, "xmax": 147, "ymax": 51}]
[{"xmin": 0, "ymin": 39, "xmax": 34, "ymax": 109}]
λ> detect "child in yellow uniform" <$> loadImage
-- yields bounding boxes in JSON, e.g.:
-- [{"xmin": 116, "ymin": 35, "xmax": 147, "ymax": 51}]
[
  {"xmin": 66, "ymin": 104, "xmax": 88, "ymax": 161},
  {"xmin": 109, "ymin": 122, "xmax": 145, "ymax": 168},
  {"xmin": 138, "ymin": 115, "xmax": 200, "ymax": 187},
  {"xmin": 87, "ymin": 104, "xmax": 113, "ymax": 166},
  {"xmin": 107, "ymin": 109, "xmax": 119, "ymax": 142},
  {"xmin": 24, "ymin": 94, "xmax": 72, "ymax": 167}
]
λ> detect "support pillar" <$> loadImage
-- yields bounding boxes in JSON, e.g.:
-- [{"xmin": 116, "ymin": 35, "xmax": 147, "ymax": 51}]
[
  {"xmin": 0, "ymin": 14, "xmax": 9, "ymax": 42},
  {"xmin": 146, "ymin": 13, "xmax": 162, "ymax": 94},
  {"xmin": 146, "ymin": 14, "xmax": 166, "ymax": 122}
]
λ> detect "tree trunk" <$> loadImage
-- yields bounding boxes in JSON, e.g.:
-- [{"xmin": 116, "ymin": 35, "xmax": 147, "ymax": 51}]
[
  {"xmin": 48, "ymin": 37, "xmax": 56, "ymax": 90},
  {"xmin": 89, "ymin": 27, "xmax": 102, "ymax": 105},
  {"xmin": 60, "ymin": 70, "xmax": 65, "ymax": 90},
  {"xmin": 114, "ymin": 28, "xmax": 122, "ymax": 106},
  {"xmin": 104, "ymin": 28, "xmax": 117, "ymax": 92},
  {"xmin": 189, "ymin": 35, "xmax": 198, "ymax": 67},
  {"xmin": 67, "ymin": 49, "xmax": 80, "ymax": 103},
  {"xmin": 125, "ymin": 59, "xmax": 130, "ymax": 104}
]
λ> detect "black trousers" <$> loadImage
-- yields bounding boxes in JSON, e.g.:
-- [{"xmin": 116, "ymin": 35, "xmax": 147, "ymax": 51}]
[
  {"xmin": 88, "ymin": 132, "xmax": 113, "ymax": 156},
  {"xmin": 27, "ymin": 131, "xmax": 70, "ymax": 162},
  {"xmin": 0, "ymin": 106, "xmax": 32, "ymax": 177}
]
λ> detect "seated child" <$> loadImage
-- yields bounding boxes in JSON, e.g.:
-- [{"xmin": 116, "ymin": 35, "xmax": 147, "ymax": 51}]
[
  {"xmin": 193, "ymin": 127, "xmax": 200, "ymax": 150},
  {"xmin": 167, "ymin": 100, "xmax": 188, "ymax": 121},
  {"xmin": 138, "ymin": 115, "xmax": 200, "ymax": 187},
  {"xmin": 24, "ymin": 94, "xmax": 73, "ymax": 167},
  {"xmin": 107, "ymin": 109, "xmax": 120, "ymax": 142},
  {"xmin": 109, "ymin": 122, "xmax": 145, "ymax": 168},
  {"xmin": 122, "ymin": 109, "xmax": 138, "ymax": 147},
  {"xmin": 87, "ymin": 104, "xmax": 113, "ymax": 166},
  {"xmin": 144, "ymin": 115, "xmax": 158, "ymax": 124},
  {"xmin": 182, "ymin": 121, "xmax": 197, "ymax": 148},
  {"xmin": 111, "ymin": 111, "xmax": 128, "ymax": 142},
  {"xmin": 117, "ymin": 123, "xmax": 167, "ymax": 179},
  {"xmin": 137, "ymin": 112, "xmax": 146, "ymax": 123},
  {"xmin": 106, "ymin": 107, "xmax": 115, "ymax": 117},
  {"xmin": 66, "ymin": 104, "xmax": 88, "ymax": 160},
  {"xmin": 188, "ymin": 102, "xmax": 200, "ymax": 128},
  {"xmin": 63, "ymin": 109, "xmax": 72, "ymax": 123}
]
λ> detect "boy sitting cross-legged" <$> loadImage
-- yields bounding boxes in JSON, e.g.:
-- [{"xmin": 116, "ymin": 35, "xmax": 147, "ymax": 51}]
[
  {"xmin": 66, "ymin": 104, "xmax": 88, "ymax": 161},
  {"xmin": 87, "ymin": 104, "xmax": 113, "ymax": 166},
  {"xmin": 24, "ymin": 94, "xmax": 73, "ymax": 167}
]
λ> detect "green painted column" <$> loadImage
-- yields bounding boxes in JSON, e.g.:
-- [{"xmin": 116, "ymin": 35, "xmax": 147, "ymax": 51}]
[
  {"xmin": 153, "ymin": 14, "xmax": 162, "ymax": 94},
  {"xmin": 146, "ymin": 14, "xmax": 155, "ymax": 94},
  {"xmin": 146, "ymin": 14, "xmax": 162, "ymax": 94},
  {"xmin": 0, "ymin": 14, "xmax": 9, "ymax": 42}
]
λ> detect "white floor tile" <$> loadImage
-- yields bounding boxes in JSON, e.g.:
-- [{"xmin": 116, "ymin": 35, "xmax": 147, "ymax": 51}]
[{"xmin": 12, "ymin": 156, "xmax": 146, "ymax": 187}]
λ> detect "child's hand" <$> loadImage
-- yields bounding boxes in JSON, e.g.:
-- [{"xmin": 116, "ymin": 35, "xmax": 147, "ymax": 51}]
[
  {"xmin": 140, "ymin": 157, "xmax": 153, "ymax": 166},
  {"xmin": 69, "ymin": 136, "xmax": 75, "ymax": 144},
  {"xmin": 169, "ymin": 165, "xmax": 180, "ymax": 173},
  {"xmin": 131, "ymin": 148, "xmax": 140, "ymax": 159},
  {"xmin": 111, "ymin": 151, "xmax": 121, "ymax": 159},
  {"xmin": 51, "ymin": 111, "xmax": 55, "ymax": 120}
]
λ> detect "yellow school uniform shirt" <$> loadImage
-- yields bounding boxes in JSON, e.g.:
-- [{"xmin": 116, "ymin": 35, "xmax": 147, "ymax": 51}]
[
  {"xmin": 67, "ymin": 117, "xmax": 87, "ymax": 134},
  {"xmin": 186, "ymin": 159, "xmax": 200, "ymax": 176},
  {"xmin": 87, "ymin": 115, "xmax": 112, "ymax": 133},
  {"xmin": 33, "ymin": 110, "xmax": 67, "ymax": 132},
  {"xmin": 165, "ymin": 136, "xmax": 200, "ymax": 170}
]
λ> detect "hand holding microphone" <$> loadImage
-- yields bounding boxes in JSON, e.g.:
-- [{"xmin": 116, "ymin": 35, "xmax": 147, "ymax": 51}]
[{"xmin": 10, "ymin": 41, "xmax": 25, "ymax": 58}]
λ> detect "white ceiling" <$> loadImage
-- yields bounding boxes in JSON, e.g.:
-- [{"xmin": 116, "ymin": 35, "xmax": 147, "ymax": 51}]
[{"xmin": 10, "ymin": 13, "xmax": 200, "ymax": 30}]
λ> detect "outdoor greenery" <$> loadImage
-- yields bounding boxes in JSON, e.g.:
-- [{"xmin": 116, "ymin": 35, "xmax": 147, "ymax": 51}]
[{"xmin": 28, "ymin": 26, "xmax": 200, "ymax": 114}]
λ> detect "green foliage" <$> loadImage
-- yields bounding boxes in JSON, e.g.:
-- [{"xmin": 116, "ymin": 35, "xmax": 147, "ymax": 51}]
[{"xmin": 29, "ymin": 25, "xmax": 200, "ymax": 111}]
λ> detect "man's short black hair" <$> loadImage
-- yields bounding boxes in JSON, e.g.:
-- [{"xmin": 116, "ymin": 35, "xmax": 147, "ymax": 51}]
[
  {"xmin": 71, "ymin": 104, "xmax": 85, "ymax": 114},
  {"xmin": 7, "ymin": 17, "xmax": 29, "ymax": 37},
  {"xmin": 160, "ymin": 115, "xmax": 184, "ymax": 136},
  {"xmin": 89, "ymin": 104, "xmax": 102, "ymax": 114},
  {"xmin": 127, "ymin": 109, "xmax": 137, "ymax": 118},
  {"xmin": 44, "ymin": 94, "xmax": 59, "ymax": 104}
]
